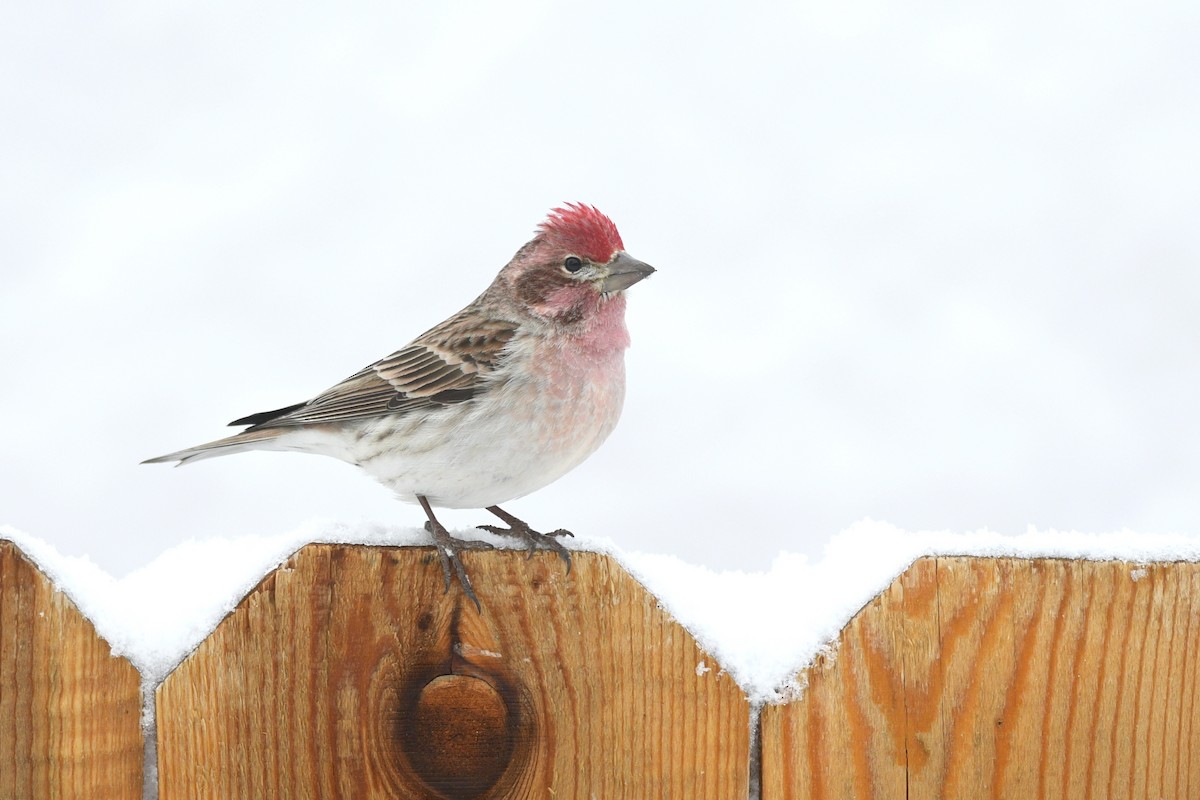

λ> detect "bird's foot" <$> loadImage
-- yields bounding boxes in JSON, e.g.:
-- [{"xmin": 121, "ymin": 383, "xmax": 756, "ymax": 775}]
[
  {"xmin": 479, "ymin": 506, "xmax": 573, "ymax": 573},
  {"xmin": 423, "ymin": 520, "xmax": 494, "ymax": 611}
]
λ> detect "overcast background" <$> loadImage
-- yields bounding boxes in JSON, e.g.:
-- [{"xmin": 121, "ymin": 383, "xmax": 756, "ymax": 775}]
[{"xmin": 2, "ymin": 0, "xmax": 1197, "ymax": 578}]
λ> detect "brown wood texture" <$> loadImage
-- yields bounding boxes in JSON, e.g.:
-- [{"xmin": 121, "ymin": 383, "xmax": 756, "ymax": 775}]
[
  {"xmin": 156, "ymin": 545, "xmax": 750, "ymax": 799},
  {"xmin": 0, "ymin": 540, "xmax": 143, "ymax": 800},
  {"xmin": 761, "ymin": 556, "xmax": 1200, "ymax": 800}
]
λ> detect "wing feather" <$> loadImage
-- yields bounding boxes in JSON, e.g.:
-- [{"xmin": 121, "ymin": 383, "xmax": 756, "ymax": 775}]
[{"xmin": 241, "ymin": 307, "xmax": 518, "ymax": 430}]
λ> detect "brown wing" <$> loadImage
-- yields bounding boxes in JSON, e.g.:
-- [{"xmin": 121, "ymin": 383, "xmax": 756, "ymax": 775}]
[{"xmin": 240, "ymin": 309, "xmax": 518, "ymax": 430}]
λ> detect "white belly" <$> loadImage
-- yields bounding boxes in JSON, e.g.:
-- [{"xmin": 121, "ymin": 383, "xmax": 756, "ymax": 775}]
[{"xmin": 288, "ymin": 344, "xmax": 627, "ymax": 509}]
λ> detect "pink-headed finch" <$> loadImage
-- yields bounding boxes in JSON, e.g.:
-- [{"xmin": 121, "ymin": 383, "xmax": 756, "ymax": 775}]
[{"xmin": 145, "ymin": 203, "xmax": 655, "ymax": 606}]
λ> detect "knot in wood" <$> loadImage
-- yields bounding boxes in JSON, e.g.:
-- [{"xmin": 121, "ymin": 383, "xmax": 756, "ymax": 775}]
[{"xmin": 400, "ymin": 674, "xmax": 515, "ymax": 798}]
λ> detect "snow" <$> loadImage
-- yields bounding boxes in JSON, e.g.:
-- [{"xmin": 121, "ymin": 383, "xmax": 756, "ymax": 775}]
[
  {"xmin": 0, "ymin": 520, "xmax": 426, "ymax": 684},
  {"xmin": 621, "ymin": 521, "xmax": 1200, "ymax": 702},
  {"xmin": 3, "ymin": 519, "xmax": 1199, "ymax": 704}
]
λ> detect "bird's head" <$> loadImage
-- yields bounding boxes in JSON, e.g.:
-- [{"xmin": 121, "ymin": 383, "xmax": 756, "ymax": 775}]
[{"xmin": 501, "ymin": 203, "xmax": 655, "ymax": 326}]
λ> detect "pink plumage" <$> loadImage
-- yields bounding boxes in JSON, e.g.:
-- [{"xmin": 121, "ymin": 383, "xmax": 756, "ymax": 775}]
[{"xmin": 145, "ymin": 204, "xmax": 655, "ymax": 608}]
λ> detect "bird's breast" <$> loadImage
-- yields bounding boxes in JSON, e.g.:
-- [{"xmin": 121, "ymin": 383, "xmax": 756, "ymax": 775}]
[
  {"xmin": 518, "ymin": 332, "xmax": 627, "ymax": 452},
  {"xmin": 343, "ymin": 327, "xmax": 629, "ymax": 509}
]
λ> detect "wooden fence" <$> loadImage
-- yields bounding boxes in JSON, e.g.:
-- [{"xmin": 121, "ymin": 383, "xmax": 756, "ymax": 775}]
[{"xmin": 2, "ymin": 538, "xmax": 1199, "ymax": 799}]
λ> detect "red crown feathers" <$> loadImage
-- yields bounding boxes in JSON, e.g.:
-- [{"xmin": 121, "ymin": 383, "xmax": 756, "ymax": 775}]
[{"xmin": 537, "ymin": 203, "xmax": 625, "ymax": 263}]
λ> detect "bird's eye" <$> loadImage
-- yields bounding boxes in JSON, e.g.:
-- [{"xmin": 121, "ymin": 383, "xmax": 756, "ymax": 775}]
[{"xmin": 563, "ymin": 256, "xmax": 583, "ymax": 273}]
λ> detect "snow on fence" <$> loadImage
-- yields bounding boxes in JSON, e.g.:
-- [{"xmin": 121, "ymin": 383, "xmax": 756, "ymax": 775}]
[{"xmin": 2, "ymin": 535, "xmax": 1200, "ymax": 799}]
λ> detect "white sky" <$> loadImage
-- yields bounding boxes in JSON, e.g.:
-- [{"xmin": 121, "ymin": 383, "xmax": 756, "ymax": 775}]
[{"xmin": 2, "ymin": 0, "xmax": 1198, "ymax": 578}]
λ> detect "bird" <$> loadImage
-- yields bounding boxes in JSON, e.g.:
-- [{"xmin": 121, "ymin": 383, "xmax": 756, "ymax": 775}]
[{"xmin": 144, "ymin": 203, "xmax": 654, "ymax": 607}]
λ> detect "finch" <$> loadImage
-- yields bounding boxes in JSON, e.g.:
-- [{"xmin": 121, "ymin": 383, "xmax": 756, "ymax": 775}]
[{"xmin": 145, "ymin": 203, "xmax": 654, "ymax": 607}]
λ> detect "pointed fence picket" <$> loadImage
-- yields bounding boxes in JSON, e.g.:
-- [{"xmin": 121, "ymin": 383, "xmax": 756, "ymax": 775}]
[
  {"xmin": 760, "ymin": 556, "xmax": 1200, "ymax": 800},
  {"xmin": 0, "ymin": 541, "xmax": 142, "ymax": 800},
  {"xmin": 155, "ymin": 545, "xmax": 750, "ymax": 798}
]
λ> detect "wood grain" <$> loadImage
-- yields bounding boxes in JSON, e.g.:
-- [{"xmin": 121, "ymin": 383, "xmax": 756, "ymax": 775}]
[
  {"xmin": 761, "ymin": 556, "xmax": 1200, "ymax": 800},
  {"xmin": 0, "ymin": 540, "xmax": 143, "ymax": 799},
  {"xmin": 156, "ymin": 545, "xmax": 750, "ymax": 799}
]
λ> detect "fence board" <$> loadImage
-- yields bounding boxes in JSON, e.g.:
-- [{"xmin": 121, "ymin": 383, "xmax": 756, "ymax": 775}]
[
  {"xmin": 156, "ymin": 544, "xmax": 750, "ymax": 799},
  {"xmin": 761, "ymin": 556, "xmax": 1200, "ymax": 800},
  {"xmin": 0, "ymin": 540, "xmax": 143, "ymax": 800}
]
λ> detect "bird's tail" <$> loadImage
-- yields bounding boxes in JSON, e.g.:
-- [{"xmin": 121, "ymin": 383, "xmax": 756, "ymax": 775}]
[{"xmin": 142, "ymin": 427, "xmax": 287, "ymax": 466}]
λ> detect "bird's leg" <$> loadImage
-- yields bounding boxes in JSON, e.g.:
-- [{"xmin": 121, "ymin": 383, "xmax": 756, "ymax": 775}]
[
  {"xmin": 418, "ymin": 495, "xmax": 493, "ymax": 611},
  {"xmin": 478, "ymin": 505, "xmax": 573, "ymax": 573}
]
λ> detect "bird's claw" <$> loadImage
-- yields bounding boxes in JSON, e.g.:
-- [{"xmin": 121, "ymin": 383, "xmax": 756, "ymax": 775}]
[
  {"xmin": 424, "ymin": 520, "xmax": 493, "ymax": 611},
  {"xmin": 477, "ymin": 523, "xmax": 574, "ymax": 573}
]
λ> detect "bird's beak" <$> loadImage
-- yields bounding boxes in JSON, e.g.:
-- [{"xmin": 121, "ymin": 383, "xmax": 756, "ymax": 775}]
[{"xmin": 600, "ymin": 251, "xmax": 656, "ymax": 293}]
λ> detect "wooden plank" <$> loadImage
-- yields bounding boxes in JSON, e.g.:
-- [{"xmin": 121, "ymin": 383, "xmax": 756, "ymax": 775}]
[
  {"xmin": 0, "ymin": 540, "xmax": 143, "ymax": 800},
  {"xmin": 762, "ymin": 557, "xmax": 1200, "ymax": 800},
  {"xmin": 760, "ymin": 562, "xmax": 908, "ymax": 799},
  {"xmin": 156, "ymin": 545, "xmax": 750, "ymax": 799}
]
